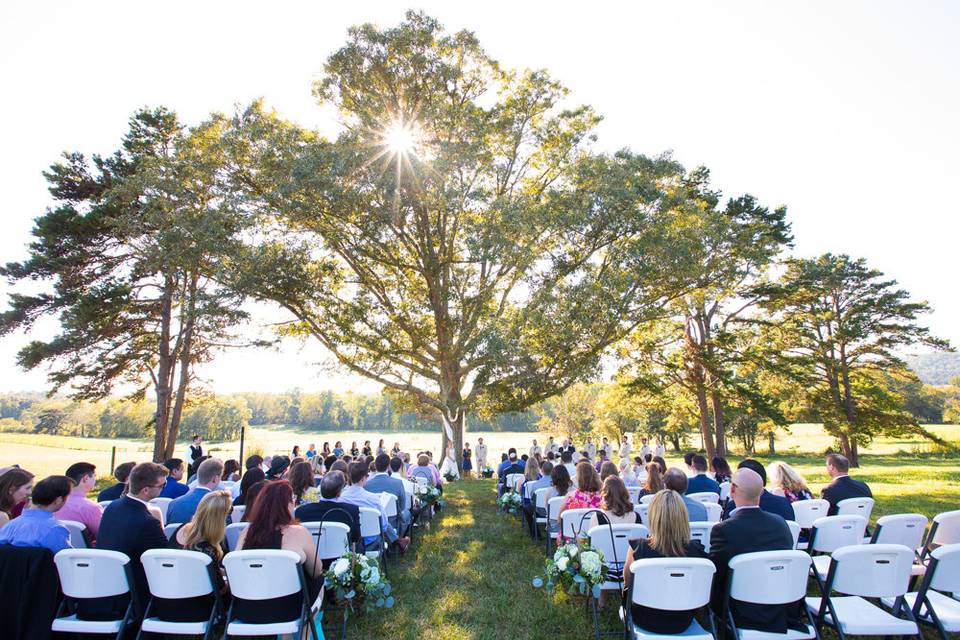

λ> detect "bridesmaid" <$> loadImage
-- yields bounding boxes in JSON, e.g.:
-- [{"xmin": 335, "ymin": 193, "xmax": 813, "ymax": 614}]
[{"xmin": 462, "ymin": 443, "xmax": 473, "ymax": 478}]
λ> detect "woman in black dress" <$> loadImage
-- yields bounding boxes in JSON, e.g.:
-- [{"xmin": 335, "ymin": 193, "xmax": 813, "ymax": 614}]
[
  {"xmin": 622, "ymin": 489, "xmax": 707, "ymax": 634},
  {"xmin": 362, "ymin": 440, "xmax": 372, "ymax": 457},
  {"xmin": 462, "ymin": 443, "xmax": 473, "ymax": 478}
]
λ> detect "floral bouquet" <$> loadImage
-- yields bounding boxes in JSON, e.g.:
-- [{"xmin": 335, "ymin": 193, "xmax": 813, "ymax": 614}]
[
  {"xmin": 533, "ymin": 541, "xmax": 608, "ymax": 599},
  {"xmin": 414, "ymin": 483, "xmax": 442, "ymax": 507},
  {"xmin": 497, "ymin": 490, "xmax": 523, "ymax": 515},
  {"xmin": 480, "ymin": 466, "xmax": 495, "ymax": 478},
  {"xmin": 324, "ymin": 552, "xmax": 395, "ymax": 612},
  {"xmin": 300, "ymin": 486, "xmax": 321, "ymax": 505}
]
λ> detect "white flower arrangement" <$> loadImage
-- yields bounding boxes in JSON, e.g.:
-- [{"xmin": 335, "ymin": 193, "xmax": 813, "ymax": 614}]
[
  {"xmin": 323, "ymin": 551, "xmax": 394, "ymax": 612},
  {"xmin": 414, "ymin": 483, "xmax": 442, "ymax": 506},
  {"xmin": 497, "ymin": 490, "xmax": 523, "ymax": 514},
  {"xmin": 533, "ymin": 542, "xmax": 608, "ymax": 598}
]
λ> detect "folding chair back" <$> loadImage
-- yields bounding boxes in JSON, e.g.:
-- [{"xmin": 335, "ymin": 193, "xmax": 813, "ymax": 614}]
[
  {"xmin": 719, "ymin": 482, "xmax": 731, "ymax": 502},
  {"xmin": 688, "ymin": 492, "xmax": 719, "ymax": 504},
  {"xmin": 149, "ymin": 497, "xmax": 173, "ymax": 523},
  {"xmin": 927, "ymin": 543, "xmax": 960, "ymax": 593},
  {"xmin": 627, "ymin": 486, "xmax": 642, "ymax": 503},
  {"xmin": 588, "ymin": 523, "xmax": 648, "ymax": 590},
  {"xmin": 222, "ymin": 549, "xmax": 302, "ymax": 600},
  {"xmin": 837, "ymin": 497, "xmax": 875, "ymax": 521},
  {"xmin": 54, "ymin": 549, "xmax": 131, "ymax": 599},
  {"xmin": 141, "ymin": 549, "xmax": 215, "ymax": 599},
  {"xmin": 358, "ymin": 507, "xmax": 382, "ymax": 538},
  {"xmin": 163, "ymin": 523, "xmax": 181, "ymax": 541},
  {"xmin": 810, "ymin": 515, "xmax": 867, "ymax": 553},
  {"xmin": 561, "ymin": 508, "xmax": 595, "ymax": 541},
  {"xmin": 506, "ymin": 473, "xmax": 524, "ymax": 491},
  {"xmin": 633, "ymin": 503, "xmax": 650, "ymax": 526},
  {"xmin": 59, "ymin": 520, "xmax": 89, "ymax": 549},
  {"xmin": 629, "ymin": 557, "xmax": 715, "ymax": 610},
  {"xmin": 830, "ymin": 543, "xmax": 915, "ymax": 598},
  {"xmin": 303, "ymin": 521, "xmax": 351, "ymax": 560},
  {"xmin": 704, "ymin": 502, "xmax": 722, "ymax": 523},
  {"xmin": 639, "ymin": 494, "xmax": 655, "ymax": 505},
  {"xmin": 535, "ymin": 488, "xmax": 550, "ymax": 513},
  {"xmin": 929, "ymin": 510, "xmax": 960, "ymax": 547},
  {"xmin": 689, "ymin": 521, "xmax": 716, "ymax": 553},
  {"xmin": 787, "ymin": 520, "xmax": 802, "ymax": 549},
  {"xmin": 793, "ymin": 499, "xmax": 830, "ymax": 529},
  {"xmin": 872, "ymin": 514, "xmax": 927, "ymax": 549},
  {"xmin": 379, "ymin": 494, "xmax": 399, "ymax": 519},
  {"xmin": 231, "ymin": 505, "xmax": 245, "ymax": 524},
  {"xmin": 729, "ymin": 550, "xmax": 812, "ymax": 604},
  {"xmin": 225, "ymin": 522, "xmax": 249, "ymax": 551}
]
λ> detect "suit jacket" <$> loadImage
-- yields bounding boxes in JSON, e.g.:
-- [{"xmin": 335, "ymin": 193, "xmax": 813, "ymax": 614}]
[
  {"xmin": 365, "ymin": 473, "xmax": 407, "ymax": 521},
  {"xmin": 295, "ymin": 500, "xmax": 361, "ymax": 547},
  {"xmin": 159, "ymin": 476, "xmax": 189, "ymax": 499},
  {"xmin": 682, "ymin": 496, "xmax": 708, "ymax": 521},
  {"xmin": 94, "ymin": 496, "xmax": 168, "ymax": 617},
  {"xmin": 97, "ymin": 482, "xmax": 126, "ymax": 502},
  {"xmin": 687, "ymin": 474, "xmax": 721, "ymax": 496},
  {"xmin": 709, "ymin": 507, "xmax": 795, "ymax": 632},
  {"xmin": 0, "ymin": 544, "xmax": 59, "ymax": 640},
  {"xmin": 721, "ymin": 489, "xmax": 794, "ymax": 522},
  {"xmin": 822, "ymin": 476, "xmax": 872, "ymax": 515},
  {"xmin": 165, "ymin": 487, "xmax": 212, "ymax": 524}
]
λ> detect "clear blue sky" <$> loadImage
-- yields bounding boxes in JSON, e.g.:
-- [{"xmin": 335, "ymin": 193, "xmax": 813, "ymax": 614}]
[{"xmin": 1, "ymin": 1, "xmax": 957, "ymax": 393}]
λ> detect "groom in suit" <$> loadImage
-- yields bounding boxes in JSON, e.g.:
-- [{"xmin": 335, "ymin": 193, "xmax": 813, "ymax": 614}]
[
  {"xmin": 822, "ymin": 453, "xmax": 872, "ymax": 515},
  {"xmin": 710, "ymin": 467, "xmax": 797, "ymax": 633}
]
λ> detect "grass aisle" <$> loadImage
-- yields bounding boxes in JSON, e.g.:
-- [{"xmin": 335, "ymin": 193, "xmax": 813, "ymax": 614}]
[{"xmin": 349, "ymin": 478, "xmax": 613, "ymax": 640}]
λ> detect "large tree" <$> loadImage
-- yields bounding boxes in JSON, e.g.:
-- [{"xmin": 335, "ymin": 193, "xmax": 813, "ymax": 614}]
[
  {"xmin": 0, "ymin": 108, "xmax": 250, "ymax": 461},
  {"xmin": 222, "ymin": 12, "xmax": 693, "ymax": 460},
  {"xmin": 759, "ymin": 253, "xmax": 951, "ymax": 465}
]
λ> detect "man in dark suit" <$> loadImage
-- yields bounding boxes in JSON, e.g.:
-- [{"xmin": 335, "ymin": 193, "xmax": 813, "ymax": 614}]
[
  {"xmin": 92, "ymin": 462, "xmax": 169, "ymax": 619},
  {"xmin": 822, "ymin": 453, "xmax": 872, "ymax": 515},
  {"xmin": 96, "ymin": 461, "xmax": 136, "ymax": 502},
  {"xmin": 686, "ymin": 454, "xmax": 721, "ymax": 495},
  {"xmin": 295, "ymin": 470, "xmax": 361, "ymax": 551},
  {"xmin": 722, "ymin": 459, "xmax": 794, "ymax": 521},
  {"xmin": 710, "ymin": 468, "xmax": 797, "ymax": 633}
]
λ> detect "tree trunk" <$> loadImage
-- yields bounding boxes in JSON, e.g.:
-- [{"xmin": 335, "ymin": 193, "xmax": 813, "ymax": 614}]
[
  {"xmin": 837, "ymin": 431, "xmax": 853, "ymax": 461},
  {"xmin": 670, "ymin": 436, "xmax": 681, "ymax": 452},
  {"xmin": 152, "ymin": 276, "xmax": 176, "ymax": 462},
  {"xmin": 694, "ymin": 381, "xmax": 716, "ymax": 459},
  {"xmin": 849, "ymin": 437, "xmax": 859, "ymax": 468},
  {"xmin": 165, "ymin": 274, "xmax": 198, "ymax": 460},
  {"xmin": 768, "ymin": 432, "xmax": 776, "ymax": 455},
  {"xmin": 709, "ymin": 388, "xmax": 727, "ymax": 457}
]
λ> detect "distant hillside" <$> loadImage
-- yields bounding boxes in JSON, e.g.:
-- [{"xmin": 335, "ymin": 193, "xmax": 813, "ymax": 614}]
[{"xmin": 905, "ymin": 352, "xmax": 960, "ymax": 386}]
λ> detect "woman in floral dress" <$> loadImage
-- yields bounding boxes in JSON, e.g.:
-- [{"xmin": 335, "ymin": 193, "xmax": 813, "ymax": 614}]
[{"xmin": 557, "ymin": 461, "xmax": 603, "ymax": 542}]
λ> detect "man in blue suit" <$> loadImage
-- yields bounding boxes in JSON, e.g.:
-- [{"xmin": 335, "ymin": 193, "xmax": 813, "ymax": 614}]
[
  {"xmin": 166, "ymin": 458, "xmax": 224, "ymax": 524},
  {"xmin": 663, "ymin": 468, "xmax": 708, "ymax": 521},
  {"xmin": 721, "ymin": 459, "xmax": 795, "ymax": 521},
  {"xmin": 159, "ymin": 458, "xmax": 189, "ymax": 499},
  {"xmin": 93, "ymin": 462, "xmax": 170, "ymax": 618},
  {"xmin": 366, "ymin": 454, "xmax": 411, "ymax": 536},
  {"xmin": 686, "ymin": 455, "xmax": 721, "ymax": 495}
]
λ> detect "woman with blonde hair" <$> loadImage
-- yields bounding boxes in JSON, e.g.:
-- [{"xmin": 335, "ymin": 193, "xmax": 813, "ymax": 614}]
[
  {"xmin": 636, "ymin": 463, "xmax": 664, "ymax": 499},
  {"xmin": 769, "ymin": 460, "xmax": 813, "ymax": 503},
  {"xmin": 557, "ymin": 462, "xmax": 603, "ymax": 539},
  {"xmin": 517, "ymin": 456, "xmax": 541, "ymax": 510},
  {"xmin": 167, "ymin": 490, "xmax": 231, "ymax": 621},
  {"xmin": 623, "ymin": 490, "xmax": 707, "ymax": 633}
]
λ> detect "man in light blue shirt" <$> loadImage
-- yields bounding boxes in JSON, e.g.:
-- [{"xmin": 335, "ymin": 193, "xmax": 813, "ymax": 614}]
[
  {"xmin": 664, "ymin": 468, "xmax": 708, "ymax": 521},
  {"xmin": 0, "ymin": 475, "xmax": 73, "ymax": 554},
  {"xmin": 338, "ymin": 462, "xmax": 411, "ymax": 552}
]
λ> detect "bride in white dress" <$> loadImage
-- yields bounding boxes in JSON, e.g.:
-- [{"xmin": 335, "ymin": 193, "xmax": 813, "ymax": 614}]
[{"xmin": 439, "ymin": 444, "xmax": 460, "ymax": 481}]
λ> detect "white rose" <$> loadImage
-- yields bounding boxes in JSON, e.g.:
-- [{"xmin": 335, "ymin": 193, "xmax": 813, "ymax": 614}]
[
  {"xmin": 567, "ymin": 545, "xmax": 578, "ymax": 557},
  {"xmin": 556, "ymin": 557, "xmax": 569, "ymax": 571},
  {"xmin": 333, "ymin": 558, "xmax": 350, "ymax": 577}
]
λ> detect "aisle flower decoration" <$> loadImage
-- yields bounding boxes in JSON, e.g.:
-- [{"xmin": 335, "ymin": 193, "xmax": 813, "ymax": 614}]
[
  {"xmin": 480, "ymin": 465, "xmax": 494, "ymax": 478},
  {"xmin": 414, "ymin": 483, "xmax": 442, "ymax": 507},
  {"xmin": 323, "ymin": 552, "xmax": 395, "ymax": 612},
  {"xmin": 533, "ymin": 541, "xmax": 608, "ymax": 598},
  {"xmin": 497, "ymin": 490, "xmax": 523, "ymax": 514}
]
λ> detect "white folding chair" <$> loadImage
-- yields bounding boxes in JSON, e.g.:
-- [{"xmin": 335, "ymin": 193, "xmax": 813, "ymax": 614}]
[
  {"xmin": 588, "ymin": 522, "xmax": 648, "ymax": 639},
  {"xmin": 837, "ymin": 497, "xmax": 875, "ymax": 522},
  {"xmin": 719, "ymin": 482, "xmax": 731, "ymax": 503},
  {"xmin": 793, "ymin": 499, "xmax": 831, "ymax": 550},
  {"xmin": 639, "ymin": 494, "xmax": 656, "ymax": 505},
  {"xmin": 805, "ymin": 544, "xmax": 920, "ymax": 640},
  {"xmin": 882, "ymin": 543, "xmax": 960, "ymax": 640},
  {"xmin": 726, "ymin": 550, "xmax": 816, "ymax": 640},
  {"xmin": 546, "ymin": 496, "xmax": 565, "ymax": 554},
  {"xmin": 871, "ymin": 514, "xmax": 928, "ymax": 574},
  {"xmin": 627, "ymin": 486, "xmax": 642, "ymax": 503},
  {"xmin": 704, "ymin": 502, "xmax": 723, "ymax": 523},
  {"xmin": 52, "ymin": 549, "xmax": 136, "ymax": 640},
  {"xmin": 99, "ymin": 500, "xmax": 112, "ymax": 511},
  {"xmin": 922, "ymin": 510, "xmax": 960, "ymax": 561},
  {"xmin": 140, "ymin": 549, "xmax": 223, "ymax": 639},
  {"xmin": 150, "ymin": 497, "xmax": 173, "ymax": 523},
  {"xmin": 163, "ymin": 523, "xmax": 181, "ymax": 541},
  {"xmin": 303, "ymin": 521, "xmax": 351, "ymax": 563},
  {"xmin": 59, "ymin": 519, "xmax": 89, "ymax": 549},
  {"xmin": 230, "ymin": 505, "xmax": 245, "ymax": 524},
  {"xmin": 688, "ymin": 492, "xmax": 720, "ymax": 504},
  {"xmin": 560, "ymin": 508, "xmax": 595, "ymax": 542},
  {"xmin": 808, "ymin": 516, "xmax": 868, "ymax": 584},
  {"xmin": 788, "ymin": 520, "xmax": 803, "ymax": 550},
  {"xmin": 358, "ymin": 507, "xmax": 386, "ymax": 571},
  {"xmin": 625, "ymin": 557, "xmax": 717, "ymax": 640},
  {"xmin": 689, "ymin": 521, "xmax": 717, "ymax": 553},
  {"xmin": 220, "ymin": 480, "xmax": 235, "ymax": 488},
  {"xmin": 633, "ymin": 503, "xmax": 651, "ymax": 527},
  {"xmin": 506, "ymin": 473, "xmax": 524, "ymax": 491},
  {"xmin": 225, "ymin": 522, "xmax": 249, "ymax": 552},
  {"xmin": 534, "ymin": 488, "xmax": 550, "ymax": 532},
  {"xmin": 222, "ymin": 549, "xmax": 319, "ymax": 640}
]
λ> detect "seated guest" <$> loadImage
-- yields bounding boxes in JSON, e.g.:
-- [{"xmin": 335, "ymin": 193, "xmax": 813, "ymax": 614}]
[
  {"xmin": 160, "ymin": 459, "xmax": 189, "ymax": 499},
  {"xmin": 558, "ymin": 462, "xmax": 603, "ymax": 539},
  {"xmin": 167, "ymin": 490, "xmax": 230, "ymax": 620},
  {"xmin": 236, "ymin": 481, "xmax": 322, "ymax": 623},
  {"xmin": 339, "ymin": 462, "xmax": 411, "ymax": 551},
  {"xmin": 594, "ymin": 449, "xmax": 609, "ymax": 473},
  {"xmin": 686, "ymin": 455, "xmax": 721, "ymax": 496},
  {"xmin": 97, "ymin": 461, "xmax": 134, "ymax": 502},
  {"xmin": 55, "ymin": 462, "xmax": 102, "ymax": 542},
  {"xmin": 637, "ymin": 463, "xmax": 664, "ymax": 500},
  {"xmin": 517, "ymin": 457, "xmax": 542, "ymax": 509},
  {"xmin": 264, "ymin": 456, "xmax": 290, "ymax": 481},
  {"xmin": 721, "ymin": 459, "xmax": 794, "ymax": 521},
  {"xmin": 186, "ymin": 455, "xmax": 209, "ymax": 485},
  {"xmin": 0, "ymin": 468, "xmax": 34, "ymax": 528},
  {"xmin": 683, "ymin": 452, "xmax": 697, "ymax": 476},
  {"xmin": 412, "ymin": 454, "xmax": 439, "ymax": 487},
  {"xmin": 621, "ymin": 459, "xmax": 640, "ymax": 486},
  {"xmin": 222, "ymin": 459, "xmax": 241, "ymax": 482},
  {"xmin": 711, "ymin": 456, "xmax": 732, "ymax": 485},
  {"xmin": 233, "ymin": 456, "xmax": 263, "ymax": 500},
  {"xmin": 295, "ymin": 470, "xmax": 361, "ymax": 550},
  {"xmin": 309, "ymin": 454, "xmax": 324, "ymax": 480},
  {"xmin": 822, "ymin": 453, "xmax": 872, "ymax": 515},
  {"xmin": 167, "ymin": 458, "xmax": 224, "ymax": 524},
  {"xmin": 590, "ymin": 476, "xmax": 640, "ymax": 528},
  {"xmin": 663, "ymin": 469, "xmax": 708, "ymax": 521},
  {"xmin": 366, "ymin": 454, "xmax": 411, "ymax": 536},
  {"xmin": 560, "ymin": 451, "xmax": 577, "ymax": 482},
  {"xmin": 651, "ymin": 456, "xmax": 667, "ymax": 474},
  {"xmin": 710, "ymin": 468, "xmax": 797, "ymax": 633},
  {"xmin": 0, "ymin": 475, "xmax": 72, "ymax": 554},
  {"xmin": 599, "ymin": 461, "xmax": 619, "ymax": 483},
  {"xmin": 240, "ymin": 481, "xmax": 265, "ymax": 521},
  {"xmin": 623, "ymin": 489, "xmax": 707, "ymax": 633},
  {"xmin": 288, "ymin": 462, "xmax": 315, "ymax": 506},
  {"xmin": 522, "ymin": 460, "xmax": 554, "ymax": 536},
  {"xmin": 547, "ymin": 463, "xmax": 574, "ymax": 503},
  {"xmin": 769, "ymin": 461, "xmax": 813, "ymax": 503},
  {"xmin": 94, "ymin": 462, "xmax": 170, "ymax": 618},
  {"xmin": 234, "ymin": 467, "xmax": 265, "ymax": 506}
]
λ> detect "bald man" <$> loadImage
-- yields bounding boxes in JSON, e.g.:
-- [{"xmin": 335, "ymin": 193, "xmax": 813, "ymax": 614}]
[{"xmin": 709, "ymin": 468, "xmax": 796, "ymax": 634}]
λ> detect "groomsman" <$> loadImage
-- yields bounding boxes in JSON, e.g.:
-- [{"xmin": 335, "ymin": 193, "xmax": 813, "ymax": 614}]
[
  {"xmin": 601, "ymin": 437, "xmax": 612, "ymax": 459},
  {"xmin": 562, "ymin": 438, "xmax": 576, "ymax": 456},
  {"xmin": 475, "ymin": 438, "xmax": 488, "ymax": 469},
  {"xmin": 655, "ymin": 439, "xmax": 666, "ymax": 458},
  {"xmin": 639, "ymin": 438, "xmax": 651, "ymax": 460},
  {"xmin": 545, "ymin": 436, "xmax": 559, "ymax": 456},
  {"xmin": 585, "ymin": 438, "xmax": 597, "ymax": 460},
  {"xmin": 187, "ymin": 434, "xmax": 203, "ymax": 467},
  {"xmin": 619, "ymin": 435, "xmax": 631, "ymax": 463},
  {"xmin": 529, "ymin": 439, "xmax": 542, "ymax": 458}
]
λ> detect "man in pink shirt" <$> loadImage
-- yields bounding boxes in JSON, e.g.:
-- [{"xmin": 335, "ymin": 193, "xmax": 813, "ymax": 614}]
[{"xmin": 54, "ymin": 461, "xmax": 102, "ymax": 543}]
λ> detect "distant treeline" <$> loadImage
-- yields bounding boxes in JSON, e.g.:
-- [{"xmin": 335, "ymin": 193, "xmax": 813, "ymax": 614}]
[{"xmin": 0, "ymin": 390, "xmax": 539, "ymax": 440}]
